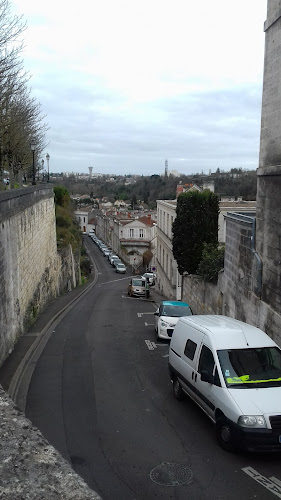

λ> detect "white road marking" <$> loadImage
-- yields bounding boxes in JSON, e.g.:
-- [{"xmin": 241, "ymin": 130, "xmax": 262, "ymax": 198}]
[
  {"xmin": 271, "ymin": 478, "xmax": 281, "ymax": 488},
  {"xmin": 145, "ymin": 340, "xmax": 156, "ymax": 350},
  {"xmin": 138, "ymin": 312, "xmax": 154, "ymax": 317},
  {"xmin": 162, "ymin": 354, "xmax": 169, "ymax": 358},
  {"xmin": 144, "ymin": 322, "xmax": 154, "ymax": 327},
  {"xmin": 242, "ymin": 467, "xmax": 281, "ymax": 498},
  {"xmin": 96, "ymin": 277, "xmax": 129, "ymax": 285}
]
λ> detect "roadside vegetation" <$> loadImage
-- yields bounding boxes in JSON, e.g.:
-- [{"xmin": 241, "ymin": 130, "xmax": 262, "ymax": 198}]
[{"xmin": 54, "ymin": 186, "xmax": 91, "ymax": 282}]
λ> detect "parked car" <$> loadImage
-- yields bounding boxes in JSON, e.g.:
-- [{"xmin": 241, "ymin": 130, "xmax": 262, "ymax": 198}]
[
  {"xmin": 154, "ymin": 300, "xmax": 193, "ymax": 340},
  {"xmin": 127, "ymin": 277, "xmax": 146, "ymax": 297},
  {"xmin": 141, "ymin": 272, "xmax": 156, "ymax": 286},
  {"xmin": 169, "ymin": 315, "xmax": 281, "ymax": 452},
  {"xmin": 110, "ymin": 255, "xmax": 119, "ymax": 265},
  {"xmin": 112, "ymin": 258, "xmax": 122, "ymax": 268},
  {"xmin": 116, "ymin": 263, "xmax": 126, "ymax": 273}
]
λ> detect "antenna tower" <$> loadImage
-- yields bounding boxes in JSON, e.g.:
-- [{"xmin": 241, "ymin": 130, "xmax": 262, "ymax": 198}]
[{"xmin": 165, "ymin": 159, "xmax": 168, "ymax": 177}]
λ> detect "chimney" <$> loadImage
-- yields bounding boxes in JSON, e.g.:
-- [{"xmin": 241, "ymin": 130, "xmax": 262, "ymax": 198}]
[{"xmin": 148, "ymin": 214, "xmax": 151, "ymax": 219}]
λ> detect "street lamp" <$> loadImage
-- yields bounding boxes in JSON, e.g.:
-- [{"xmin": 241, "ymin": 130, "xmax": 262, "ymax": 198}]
[
  {"xmin": 30, "ymin": 140, "xmax": 36, "ymax": 185},
  {"xmin": 46, "ymin": 153, "xmax": 50, "ymax": 182},
  {"xmin": 41, "ymin": 159, "xmax": 44, "ymax": 181}
]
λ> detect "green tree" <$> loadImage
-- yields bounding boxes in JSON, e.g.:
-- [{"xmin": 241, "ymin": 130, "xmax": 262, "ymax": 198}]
[
  {"xmin": 53, "ymin": 185, "xmax": 70, "ymax": 207},
  {"xmin": 172, "ymin": 190, "xmax": 219, "ymax": 274}
]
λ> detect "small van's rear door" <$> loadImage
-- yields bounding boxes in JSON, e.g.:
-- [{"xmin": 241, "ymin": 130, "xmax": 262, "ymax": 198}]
[
  {"xmin": 193, "ymin": 342, "xmax": 222, "ymax": 420},
  {"xmin": 176, "ymin": 329, "xmax": 205, "ymax": 399}
]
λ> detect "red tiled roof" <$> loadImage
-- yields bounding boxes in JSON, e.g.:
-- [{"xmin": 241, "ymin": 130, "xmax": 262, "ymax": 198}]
[{"xmin": 138, "ymin": 215, "xmax": 156, "ymax": 227}]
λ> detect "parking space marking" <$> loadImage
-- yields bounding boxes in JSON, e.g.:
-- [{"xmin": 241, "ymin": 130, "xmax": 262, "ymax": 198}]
[
  {"xmin": 145, "ymin": 340, "xmax": 157, "ymax": 350},
  {"xmin": 242, "ymin": 467, "xmax": 281, "ymax": 498},
  {"xmin": 144, "ymin": 322, "xmax": 154, "ymax": 327},
  {"xmin": 138, "ymin": 312, "xmax": 154, "ymax": 317}
]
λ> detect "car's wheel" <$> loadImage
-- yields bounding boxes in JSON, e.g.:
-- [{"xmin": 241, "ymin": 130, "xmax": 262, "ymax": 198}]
[
  {"xmin": 173, "ymin": 377, "xmax": 184, "ymax": 400},
  {"xmin": 216, "ymin": 416, "xmax": 235, "ymax": 452}
]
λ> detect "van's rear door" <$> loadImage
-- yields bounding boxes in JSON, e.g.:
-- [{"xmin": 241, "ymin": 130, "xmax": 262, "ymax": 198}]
[{"xmin": 175, "ymin": 330, "xmax": 205, "ymax": 399}]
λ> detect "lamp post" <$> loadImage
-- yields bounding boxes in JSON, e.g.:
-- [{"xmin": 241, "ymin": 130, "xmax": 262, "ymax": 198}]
[
  {"xmin": 30, "ymin": 140, "xmax": 36, "ymax": 185},
  {"xmin": 41, "ymin": 159, "xmax": 44, "ymax": 181},
  {"xmin": 46, "ymin": 153, "xmax": 50, "ymax": 182}
]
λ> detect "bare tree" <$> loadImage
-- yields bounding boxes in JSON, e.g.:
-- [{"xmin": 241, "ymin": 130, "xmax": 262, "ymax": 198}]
[{"xmin": 0, "ymin": 0, "xmax": 49, "ymax": 187}]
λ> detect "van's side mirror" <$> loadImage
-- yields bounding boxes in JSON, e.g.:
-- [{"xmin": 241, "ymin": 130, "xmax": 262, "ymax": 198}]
[
  {"xmin": 201, "ymin": 370, "xmax": 214, "ymax": 384},
  {"xmin": 154, "ymin": 311, "xmax": 159, "ymax": 316}
]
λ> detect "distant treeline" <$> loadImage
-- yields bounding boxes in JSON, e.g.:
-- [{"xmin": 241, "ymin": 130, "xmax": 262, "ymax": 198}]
[{"xmin": 56, "ymin": 168, "xmax": 257, "ymax": 209}]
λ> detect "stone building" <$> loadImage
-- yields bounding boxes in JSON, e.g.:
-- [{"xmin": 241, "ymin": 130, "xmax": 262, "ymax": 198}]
[
  {"xmin": 256, "ymin": 1, "xmax": 281, "ymax": 317},
  {"xmin": 181, "ymin": 1, "xmax": 281, "ymax": 346}
]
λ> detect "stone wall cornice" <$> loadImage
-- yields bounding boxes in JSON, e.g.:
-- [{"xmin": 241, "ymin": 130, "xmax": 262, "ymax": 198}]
[
  {"xmin": 0, "ymin": 186, "xmax": 54, "ymax": 222},
  {"xmin": 257, "ymin": 165, "xmax": 281, "ymax": 176}
]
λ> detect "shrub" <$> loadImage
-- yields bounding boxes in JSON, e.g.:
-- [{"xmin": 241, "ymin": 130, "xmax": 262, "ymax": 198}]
[{"xmin": 196, "ymin": 243, "xmax": 225, "ymax": 282}]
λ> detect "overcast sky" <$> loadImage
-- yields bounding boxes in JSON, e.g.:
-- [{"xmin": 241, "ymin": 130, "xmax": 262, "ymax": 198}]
[{"xmin": 13, "ymin": 0, "xmax": 267, "ymax": 176}]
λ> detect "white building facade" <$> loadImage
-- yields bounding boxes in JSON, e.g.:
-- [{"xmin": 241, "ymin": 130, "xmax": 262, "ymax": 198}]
[{"xmin": 156, "ymin": 200, "xmax": 182, "ymax": 300}]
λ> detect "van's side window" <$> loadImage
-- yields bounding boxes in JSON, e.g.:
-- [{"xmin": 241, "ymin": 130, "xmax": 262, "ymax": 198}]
[
  {"xmin": 184, "ymin": 339, "xmax": 197, "ymax": 360},
  {"xmin": 198, "ymin": 345, "xmax": 215, "ymax": 374}
]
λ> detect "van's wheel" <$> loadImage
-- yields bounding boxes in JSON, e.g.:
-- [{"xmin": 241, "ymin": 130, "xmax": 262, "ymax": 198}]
[
  {"xmin": 173, "ymin": 377, "xmax": 184, "ymax": 400},
  {"xmin": 216, "ymin": 417, "xmax": 235, "ymax": 452}
]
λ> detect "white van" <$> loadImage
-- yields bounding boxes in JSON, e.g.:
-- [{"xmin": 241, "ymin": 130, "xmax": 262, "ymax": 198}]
[{"xmin": 168, "ymin": 315, "xmax": 281, "ymax": 452}]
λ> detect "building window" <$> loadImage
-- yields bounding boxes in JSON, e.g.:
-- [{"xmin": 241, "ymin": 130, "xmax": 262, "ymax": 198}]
[
  {"xmin": 129, "ymin": 228, "xmax": 134, "ymax": 238},
  {"xmin": 167, "ymin": 214, "xmax": 170, "ymax": 236},
  {"xmin": 163, "ymin": 212, "xmax": 166, "ymax": 234},
  {"xmin": 139, "ymin": 229, "xmax": 145, "ymax": 238},
  {"xmin": 84, "ymin": 217, "xmax": 86, "ymax": 223}
]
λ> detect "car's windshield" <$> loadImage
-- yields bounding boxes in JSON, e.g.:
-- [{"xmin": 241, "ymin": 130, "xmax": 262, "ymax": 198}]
[
  {"xmin": 161, "ymin": 305, "xmax": 192, "ymax": 317},
  {"xmin": 217, "ymin": 347, "xmax": 281, "ymax": 388},
  {"xmin": 132, "ymin": 279, "xmax": 145, "ymax": 287}
]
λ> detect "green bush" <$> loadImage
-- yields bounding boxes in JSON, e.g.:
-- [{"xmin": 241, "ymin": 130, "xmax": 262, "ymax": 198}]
[
  {"xmin": 80, "ymin": 255, "xmax": 91, "ymax": 277},
  {"xmin": 196, "ymin": 243, "xmax": 225, "ymax": 282},
  {"xmin": 56, "ymin": 214, "xmax": 71, "ymax": 227}
]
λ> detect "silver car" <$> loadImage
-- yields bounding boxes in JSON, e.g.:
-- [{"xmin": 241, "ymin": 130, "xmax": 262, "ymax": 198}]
[{"xmin": 116, "ymin": 263, "xmax": 126, "ymax": 273}]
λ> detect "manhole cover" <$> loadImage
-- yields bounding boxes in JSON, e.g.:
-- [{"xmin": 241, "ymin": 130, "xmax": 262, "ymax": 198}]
[{"xmin": 150, "ymin": 462, "xmax": 193, "ymax": 486}]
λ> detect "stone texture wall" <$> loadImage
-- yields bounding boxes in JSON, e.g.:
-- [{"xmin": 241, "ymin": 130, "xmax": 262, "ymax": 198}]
[
  {"xmin": 256, "ymin": 1, "xmax": 281, "ymax": 316},
  {"xmin": 182, "ymin": 213, "xmax": 281, "ymax": 347},
  {"xmin": 0, "ymin": 385, "xmax": 101, "ymax": 500},
  {"xmin": 0, "ymin": 187, "xmax": 79, "ymax": 367}
]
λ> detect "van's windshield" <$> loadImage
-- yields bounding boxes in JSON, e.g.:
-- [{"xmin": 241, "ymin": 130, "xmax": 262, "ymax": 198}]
[{"xmin": 217, "ymin": 347, "xmax": 281, "ymax": 388}]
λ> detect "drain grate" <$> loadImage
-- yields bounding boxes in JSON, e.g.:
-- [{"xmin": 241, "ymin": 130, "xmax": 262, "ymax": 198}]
[{"xmin": 150, "ymin": 462, "xmax": 193, "ymax": 487}]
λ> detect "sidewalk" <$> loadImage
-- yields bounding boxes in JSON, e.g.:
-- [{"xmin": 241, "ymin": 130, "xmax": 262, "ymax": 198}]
[
  {"xmin": 0, "ymin": 272, "xmax": 95, "ymax": 393},
  {"xmin": 0, "ymin": 272, "xmax": 165, "ymax": 396}
]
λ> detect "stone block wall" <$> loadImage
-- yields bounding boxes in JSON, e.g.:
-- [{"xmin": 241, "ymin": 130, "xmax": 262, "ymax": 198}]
[
  {"xmin": 182, "ymin": 212, "xmax": 281, "ymax": 347},
  {"xmin": 256, "ymin": 1, "xmax": 281, "ymax": 318},
  {"xmin": 0, "ymin": 187, "xmax": 79, "ymax": 367}
]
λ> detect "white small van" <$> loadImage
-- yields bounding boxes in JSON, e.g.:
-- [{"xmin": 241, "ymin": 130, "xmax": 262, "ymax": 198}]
[{"xmin": 168, "ymin": 315, "xmax": 281, "ymax": 452}]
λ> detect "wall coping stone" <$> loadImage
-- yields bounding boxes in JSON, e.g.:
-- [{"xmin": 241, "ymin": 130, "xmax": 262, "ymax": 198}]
[{"xmin": 0, "ymin": 185, "xmax": 54, "ymax": 222}]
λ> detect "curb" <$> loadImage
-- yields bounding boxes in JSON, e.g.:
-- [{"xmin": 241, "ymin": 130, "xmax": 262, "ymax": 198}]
[{"xmin": 9, "ymin": 257, "xmax": 99, "ymax": 412}]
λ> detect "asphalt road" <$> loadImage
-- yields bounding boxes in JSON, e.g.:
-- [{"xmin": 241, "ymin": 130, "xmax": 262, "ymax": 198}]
[{"xmin": 25, "ymin": 238, "xmax": 281, "ymax": 500}]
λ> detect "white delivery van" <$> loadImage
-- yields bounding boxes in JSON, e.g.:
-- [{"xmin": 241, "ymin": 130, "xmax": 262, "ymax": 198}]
[{"xmin": 168, "ymin": 315, "xmax": 281, "ymax": 452}]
